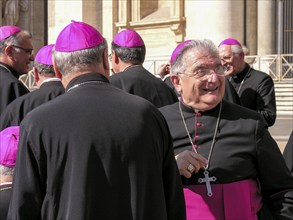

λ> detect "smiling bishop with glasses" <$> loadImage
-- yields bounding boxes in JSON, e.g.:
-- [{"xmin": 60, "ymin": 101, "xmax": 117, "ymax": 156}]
[
  {"xmin": 159, "ymin": 39, "xmax": 293, "ymax": 220},
  {"xmin": 0, "ymin": 25, "xmax": 34, "ymax": 115}
]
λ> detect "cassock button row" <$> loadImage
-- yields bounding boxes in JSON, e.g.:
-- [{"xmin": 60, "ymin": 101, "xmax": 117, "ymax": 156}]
[
  {"xmin": 193, "ymin": 144, "xmax": 199, "ymax": 149},
  {"xmin": 196, "ymin": 122, "xmax": 203, "ymax": 127},
  {"xmin": 196, "ymin": 112, "xmax": 202, "ymax": 117}
]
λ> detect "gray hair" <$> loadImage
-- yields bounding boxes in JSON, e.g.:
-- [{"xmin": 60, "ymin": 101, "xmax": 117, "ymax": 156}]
[
  {"xmin": 111, "ymin": 42, "xmax": 146, "ymax": 65},
  {"xmin": 34, "ymin": 62, "xmax": 55, "ymax": 76},
  {"xmin": 0, "ymin": 165, "xmax": 14, "ymax": 175},
  {"xmin": 0, "ymin": 30, "xmax": 32, "ymax": 54},
  {"xmin": 171, "ymin": 39, "xmax": 220, "ymax": 75},
  {"xmin": 230, "ymin": 44, "xmax": 243, "ymax": 55},
  {"xmin": 52, "ymin": 39, "xmax": 108, "ymax": 77}
]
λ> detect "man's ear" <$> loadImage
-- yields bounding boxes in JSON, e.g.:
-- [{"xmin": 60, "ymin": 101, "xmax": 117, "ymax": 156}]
[
  {"xmin": 33, "ymin": 67, "xmax": 39, "ymax": 82},
  {"xmin": 239, "ymin": 51, "xmax": 245, "ymax": 61},
  {"xmin": 170, "ymin": 74, "xmax": 182, "ymax": 94},
  {"xmin": 103, "ymin": 48, "xmax": 110, "ymax": 71},
  {"xmin": 4, "ymin": 45, "xmax": 14, "ymax": 58},
  {"xmin": 52, "ymin": 58, "xmax": 62, "ymax": 79},
  {"xmin": 113, "ymin": 51, "xmax": 119, "ymax": 64}
]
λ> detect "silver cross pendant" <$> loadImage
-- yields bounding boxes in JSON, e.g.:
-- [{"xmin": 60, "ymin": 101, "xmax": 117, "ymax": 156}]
[{"xmin": 198, "ymin": 170, "xmax": 217, "ymax": 197}]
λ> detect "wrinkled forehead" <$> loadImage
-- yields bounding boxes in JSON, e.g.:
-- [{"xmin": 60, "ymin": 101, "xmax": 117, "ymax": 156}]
[
  {"xmin": 218, "ymin": 45, "xmax": 232, "ymax": 56},
  {"xmin": 186, "ymin": 49, "xmax": 221, "ymax": 67}
]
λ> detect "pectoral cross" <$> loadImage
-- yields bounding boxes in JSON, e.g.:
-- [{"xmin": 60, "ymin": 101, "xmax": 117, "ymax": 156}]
[{"xmin": 198, "ymin": 170, "xmax": 217, "ymax": 197}]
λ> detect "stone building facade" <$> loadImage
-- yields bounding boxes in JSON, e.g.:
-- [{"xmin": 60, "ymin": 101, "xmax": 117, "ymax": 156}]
[{"xmin": 1, "ymin": 0, "xmax": 291, "ymax": 69}]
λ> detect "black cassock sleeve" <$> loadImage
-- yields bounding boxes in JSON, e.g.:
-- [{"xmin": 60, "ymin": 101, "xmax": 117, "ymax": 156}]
[
  {"xmin": 256, "ymin": 118, "xmax": 293, "ymax": 219},
  {"xmin": 283, "ymin": 131, "xmax": 293, "ymax": 176},
  {"xmin": 7, "ymin": 124, "xmax": 47, "ymax": 220}
]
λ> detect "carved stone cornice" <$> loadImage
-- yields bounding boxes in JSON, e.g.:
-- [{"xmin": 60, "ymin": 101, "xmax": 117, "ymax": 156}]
[{"xmin": 115, "ymin": 17, "xmax": 186, "ymax": 43}]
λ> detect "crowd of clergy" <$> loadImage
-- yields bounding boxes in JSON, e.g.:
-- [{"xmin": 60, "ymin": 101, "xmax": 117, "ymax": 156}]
[{"xmin": 0, "ymin": 21, "xmax": 293, "ymax": 220}]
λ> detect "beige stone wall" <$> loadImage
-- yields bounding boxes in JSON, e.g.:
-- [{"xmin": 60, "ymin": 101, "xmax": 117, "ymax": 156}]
[
  {"xmin": 257, "ymin": 0, "xmax": 276, "ymax": 55},
  {"xmin": 0, "ymin": 0, "xmax": 277, "ymax": 69},
  {"xmin": 0, "ymin": 0, "xmax": 45, "ymax": 57},
  {"xmin": 48, "ymin": 0, "xmax": 83, "ymax": 44},
  {"xmin": 186, "ymin": 0, "xmax": 245, "ymax": 46}
]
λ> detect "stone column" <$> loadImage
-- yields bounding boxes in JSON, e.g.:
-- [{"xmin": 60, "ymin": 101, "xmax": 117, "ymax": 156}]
[
  {"xmin": 185, "ymin": 0, "xmax": 245, "ymax": 46},
  {"xmin": 0, "ymin": 1, "xmax": 2, "ymax": 25},
  {"xmin": 48, "ymin": 0, "xmax": 82, "ymax": 44},
  {"xmin": 101, "ymin": 0, "xmax": 117, "ymax": 41},
  {"xmin": 245, "ymin": 0, "xmax": 257, "ymax": 55},
  {"xmin": 257, "ymin": 0, "xmax": 276, "ymax": 54},
  {"xmin": 82, "ymin": 0, "xmax": 102, "ymax": 30}
]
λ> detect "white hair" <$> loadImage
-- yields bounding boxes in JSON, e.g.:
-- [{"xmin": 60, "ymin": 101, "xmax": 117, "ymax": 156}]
[
  {"xmin": 231, "ymin": 44, "xmax": 244, "ymax": 55},
  {"xmin": 0, "ymin": 165, "xmax": 14, "ymax": 175},
  {"xmin": 171, "ymin": 39, "xmax": 220, "ymax": 75}
]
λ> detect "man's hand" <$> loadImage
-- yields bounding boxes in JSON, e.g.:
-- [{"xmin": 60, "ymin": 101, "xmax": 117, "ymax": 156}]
[{"xmin": 175, "ymin": 150, "xmax": 208, "ymax": 178}]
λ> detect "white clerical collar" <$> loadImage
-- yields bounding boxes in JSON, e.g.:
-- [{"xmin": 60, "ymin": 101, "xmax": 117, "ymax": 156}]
[
  {"xmin": 122, "ymin": 64, "xmax": 141, "ymax": 72},
  {"xmin": 39, "ymin": 77, "xmax": 61, "ymax": 87}
]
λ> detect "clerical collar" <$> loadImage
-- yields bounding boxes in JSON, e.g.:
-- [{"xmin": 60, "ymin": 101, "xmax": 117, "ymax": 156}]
[
  {"xmin": 179, "ymin": 99, "xmax": 222, "ymax": 115},
  {"xmin": 66, "ymin": 72, "xmax": 109, "ymax": 92},
  {"xmin": 122, "ymin": 64, "xmax": 142, "ymax": 72},
  {"xmin": 179, "ymin": 101, "xmax": 199, "ymax": 113},
  {"xmin": 232, "ymin": 63, "xmax": 251, "ymax": 81},
  {"xmin": 0, "ymin": 61, "xmax": 20, "ymax": 78},
  {"xmin": 39, "ymin": 78, "xmax": 61, "ymax": 87}
]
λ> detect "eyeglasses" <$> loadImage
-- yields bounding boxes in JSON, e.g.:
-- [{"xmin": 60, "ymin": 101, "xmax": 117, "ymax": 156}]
[
  {"xmin": 11, "ymin": 45, "xmax": 33, "ymax": 55},
  {"xmin": 180, "ymin": 65, "xmax": 227, "ymax": 80}
]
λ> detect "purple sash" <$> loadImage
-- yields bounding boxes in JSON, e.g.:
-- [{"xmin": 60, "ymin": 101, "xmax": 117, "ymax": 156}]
[{"xmin": 183, "ymin": 179, "xmax": 262, "ymax": 220}]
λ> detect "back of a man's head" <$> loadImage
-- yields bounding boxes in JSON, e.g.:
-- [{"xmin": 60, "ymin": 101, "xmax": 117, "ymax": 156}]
[
  {"xmin": 0, "ymin": 126, "xmax": 19, "ymax": 179},
  {"xmin": 34, "ymin": 44, "xmax": 55, "ymax": 77},
  {"xmin": 111, "ymin": 29, "xmax": 146, "ymax": 65},
  {"xmin": 53, "ymin": 21, "xmax": 107, "ymax": 77}
]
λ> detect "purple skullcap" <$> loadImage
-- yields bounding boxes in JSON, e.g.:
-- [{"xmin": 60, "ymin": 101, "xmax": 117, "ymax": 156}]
[
  {"xmin": 170, "ymin": 40, "xmax": 192, "ymax": 65},
  {"xmin": 113, "ymin": 29, "xmax": 144, "ymax": 47},
  {"xmin": 218, "ymin": 38, "xmax": 242, "ymax": 47},
  {"xmin": 0, "ymin": 25, "xmax": 21, "ymax": 41},
  {"xmin": 0, "ymin": 126, "xmax": 20, "ymax": 167},
  {"xmin": 55, "ymin": 20, "xmax": 104, "ymax": 52},
  {"xmin": 35, "ymin": 44, "xmax": 54, "ymax": 65}
]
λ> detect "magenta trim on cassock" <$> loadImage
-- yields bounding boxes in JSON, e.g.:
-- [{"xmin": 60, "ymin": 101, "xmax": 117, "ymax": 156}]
[
  {"xmin": 0, "ymin": 26, "xmax": 21, "ymax": 41},
  {"xmin": 35, "ymin": 44, "xmax": 54, "ymax": 65},
  {"xmin": 183, "ymin": 179, "xmax": 262, "ymax": 220},
  {"xmin": 55, "ymin": 20, "xmax": 104, "ymax": 52},
  {"xmin": 0, "ymin": 126, "xmax": 20, "ymax": 167},
  {"xmin": 113, "ymin": 29, "xmax": 144, "ymax": 47}
]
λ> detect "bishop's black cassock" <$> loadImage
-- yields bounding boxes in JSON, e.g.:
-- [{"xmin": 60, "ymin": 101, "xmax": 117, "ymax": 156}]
[
  {"xmin": 0, "ymin": 62, "xmax": 30, "ymax": 115},
  {"xmin": 110, "ymin": 65, "xmax": 179, "ymax": 108},
  {"xmin": 159, "ymin": 100, "xmax": 293, "ymax": 219},
  {"xmin": 0, "ymin": 80, "xmax": 64, "ymax": 130},
  {"xmin": 228, "ymin": 63, "xmax": 276, "ymax": 127},
  {"xmin": 8, "ymin": 73, "xmax": 186, "ymax": 220}
]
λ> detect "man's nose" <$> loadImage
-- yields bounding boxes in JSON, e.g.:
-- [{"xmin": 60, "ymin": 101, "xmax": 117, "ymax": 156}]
[
  {"xmin": 29, "ymin": 54, "xmax": 34, "ymax": 61},
  {"xmin": 207, "ymin": 72, "xmax": 219, "ymax": 82},
  {"xmin": 220, "ymin": 59, "xmax": 226, "ymax": 65}
]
